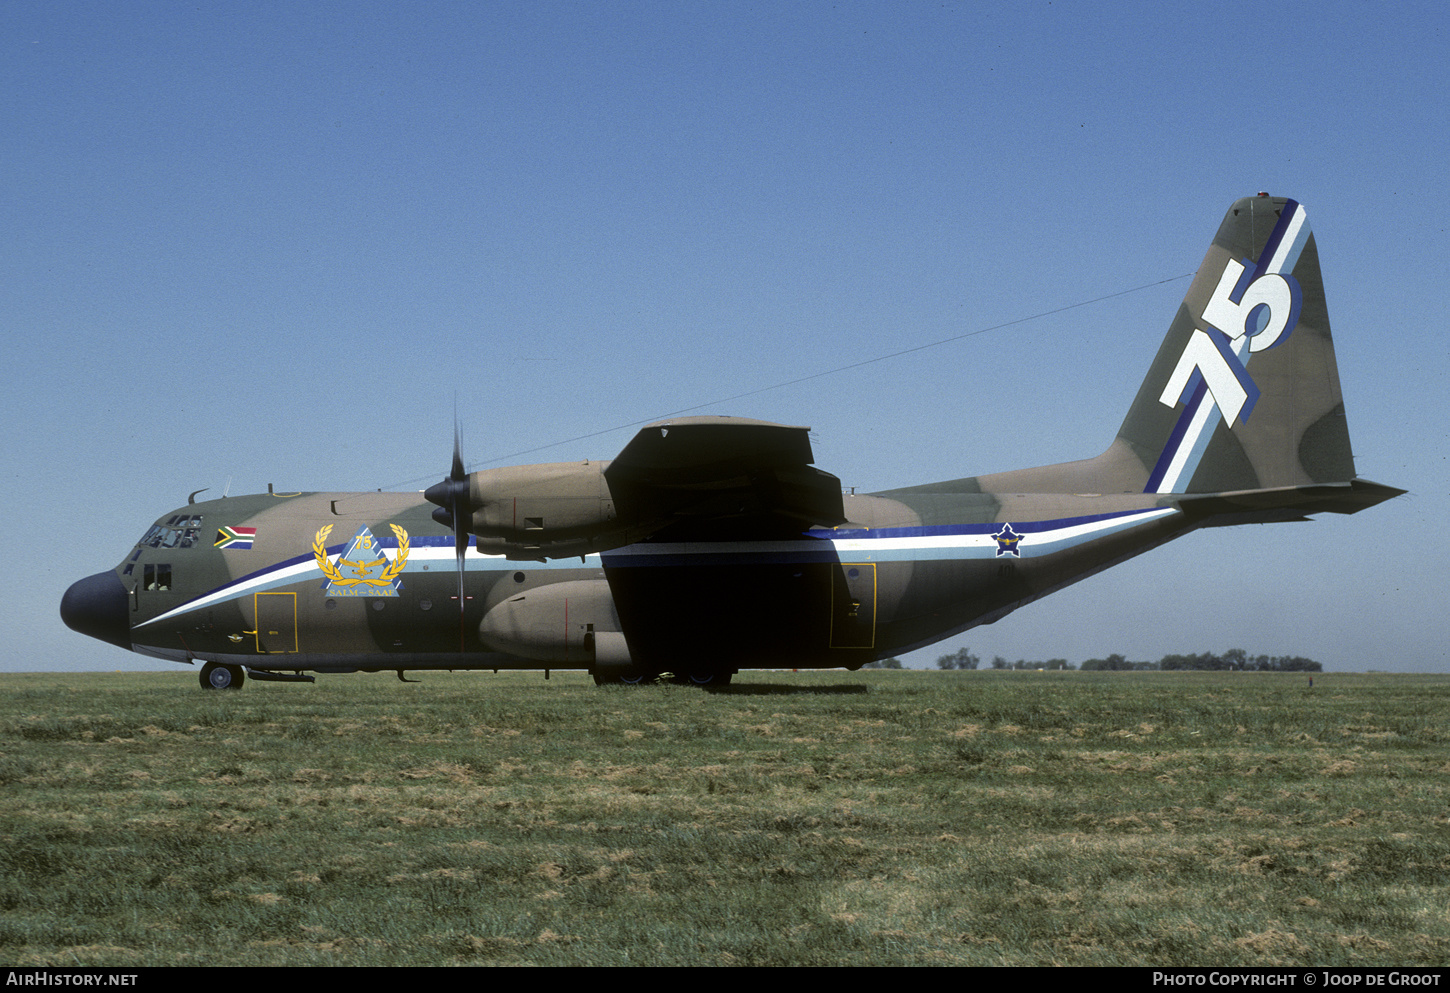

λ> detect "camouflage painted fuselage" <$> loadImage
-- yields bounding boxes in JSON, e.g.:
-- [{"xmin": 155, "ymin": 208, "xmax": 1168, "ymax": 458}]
[
  {"xmin": 89, "ymin": 482, "xmax": 1193, "ymax": 676},
  {"xmin": 62, "ymin": 196, "xmax": 1401, "ymax": 684}
]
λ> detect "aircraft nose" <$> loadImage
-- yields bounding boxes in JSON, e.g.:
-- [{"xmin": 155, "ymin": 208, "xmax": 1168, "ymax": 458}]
[{"xmin": 60, "ymin": 571, "xmax": 132, "ymax": 651}]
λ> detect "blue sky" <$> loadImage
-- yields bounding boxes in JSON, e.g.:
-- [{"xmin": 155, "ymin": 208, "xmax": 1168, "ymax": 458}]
[{"xmin": 7, "ymin": 1, "xmax": 1446, "ymax": 673}]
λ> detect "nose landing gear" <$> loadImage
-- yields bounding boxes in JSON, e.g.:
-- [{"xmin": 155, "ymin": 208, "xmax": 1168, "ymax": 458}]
[{"xmin": 199, "ymin": 662, "xmax": 245, "ymax": 690}]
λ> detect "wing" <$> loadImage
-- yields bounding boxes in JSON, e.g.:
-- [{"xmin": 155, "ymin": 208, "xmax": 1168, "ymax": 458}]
[{"xmin": 603, "ymin": 416, "xmax": 846, "ymax": 540}]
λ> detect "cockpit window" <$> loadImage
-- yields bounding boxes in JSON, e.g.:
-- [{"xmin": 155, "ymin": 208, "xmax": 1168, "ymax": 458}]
[{"xmin": 139, "ymin": 518, "xmax": 203, "ymax": 549}]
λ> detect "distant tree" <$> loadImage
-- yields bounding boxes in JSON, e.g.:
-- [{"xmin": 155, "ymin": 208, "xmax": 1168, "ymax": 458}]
[
  {"xmin": 935, "ymin": 647, "xmax": 980, "ymax": 670},
  {"xmin": 1158, "ymin": 650, "xmax": 1321, "ymax": 672},
  {"xmin": 1082, "ymin": 653, "xmax": 1133, "ymax": 671},
  {"xmin": 990, "ymin": 656, "xmax": 1010, "ymax": 670},
  {"xmin": 1160, "ymin": 652, "xmax": 1216, "ymax": 671},
  {"xmin": 1009, "ymin": 658, "xmax": 1074, "ymax": 670},
  {"xmin": 864, "ymin": 657, "xmax": 904, "ymax": 669},
  {"xmin": 1080, "ymin": 654, "xmax": 1152, "ymax": 670}
]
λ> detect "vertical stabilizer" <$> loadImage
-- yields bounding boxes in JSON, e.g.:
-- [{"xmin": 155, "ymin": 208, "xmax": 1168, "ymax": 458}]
[{"xmin": 1119, "ymin": 195, "xmax": 1353, "ymax": 494}]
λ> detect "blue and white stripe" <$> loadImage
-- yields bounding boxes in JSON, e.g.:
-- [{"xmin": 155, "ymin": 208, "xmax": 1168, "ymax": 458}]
[{"xmin": 603, "ymin": 507, "xmax": 1178, "ymax": 567}]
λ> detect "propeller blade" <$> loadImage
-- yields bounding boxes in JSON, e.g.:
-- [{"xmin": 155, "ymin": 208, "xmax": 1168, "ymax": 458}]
[
  {"xmin": 423, "ymin": 419, "xmax": 475, "ymax": 645},
  {"xmin": 450, "ymin": 418, "xmax": 466, "ymax": 482},
  {"xmin": 449, "ymin": 421, "xmax": 468, "ymax": 610}
]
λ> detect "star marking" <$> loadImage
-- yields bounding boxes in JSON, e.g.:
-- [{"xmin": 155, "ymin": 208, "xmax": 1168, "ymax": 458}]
[{"xmin": 993, "ymin": 523, "xmax": 1024, "ymax": 558}]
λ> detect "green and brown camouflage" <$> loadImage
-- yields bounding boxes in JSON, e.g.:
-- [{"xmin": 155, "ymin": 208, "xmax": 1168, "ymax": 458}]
[{"xmin": 62, "ymin": 195, "xmax": 1402, "ymax": 689}]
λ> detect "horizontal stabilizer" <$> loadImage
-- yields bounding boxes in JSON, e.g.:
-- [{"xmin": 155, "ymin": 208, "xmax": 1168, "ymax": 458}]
[{"xmin": 1175, "ymin": 478, "xmax": 1406, "ymax": 524}]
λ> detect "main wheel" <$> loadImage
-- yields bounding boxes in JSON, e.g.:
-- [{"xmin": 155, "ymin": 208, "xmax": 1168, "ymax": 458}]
[
  {"xmin": 592, "ymin": 667, "xmax": 656, "ymax": 686},
  {"xmin": 199, "ymin": 662, "xmax": 245, "ymax": 690},
  {"xmin": 681, "ymin": 669, "xmax": 733, "ymax": 687}
]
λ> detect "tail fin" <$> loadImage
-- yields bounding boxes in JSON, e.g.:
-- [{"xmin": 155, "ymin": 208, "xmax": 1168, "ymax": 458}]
[
  {"xmin": 1117, "ymin": 195, "xmax": 1353, "ymax": 493},
  {"xmin": 967, "ymin": 195, "xmax": 1399, "ymax": 514}
]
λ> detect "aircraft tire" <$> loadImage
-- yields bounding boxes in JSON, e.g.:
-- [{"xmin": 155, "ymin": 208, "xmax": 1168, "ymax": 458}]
[
  {"xmin": 199, "ymin": 662, "xmax": 245, "ymax": 691},
  {"xmin": 682, "ymin": 669, "xmax": 732, "ymax": 688},
  {"xmin": 592, "ymin": 667, "xmax": 656, "ymax": 686}
]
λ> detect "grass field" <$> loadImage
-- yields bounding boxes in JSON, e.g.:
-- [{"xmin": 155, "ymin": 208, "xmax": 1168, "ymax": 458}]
[{"xmin": 1, "ymin": 668, "xmax": 1447, "ymax": 966}]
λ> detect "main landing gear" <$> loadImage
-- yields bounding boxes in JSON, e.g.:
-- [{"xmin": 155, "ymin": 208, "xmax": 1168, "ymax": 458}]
[
  {"xmin": 592, "ymin": 667, "xmax": 656, "ymax": 686},
  {"xmin": 590, "ymin": 668, "xmax": 734, "ymax": 687},
  {"xmin": 679, "ymin": 669, "xmax": 732, "ymax": 688},
  {"xmin": 199, "ymin": 661, "xmax": 245, "ymax": 690}
]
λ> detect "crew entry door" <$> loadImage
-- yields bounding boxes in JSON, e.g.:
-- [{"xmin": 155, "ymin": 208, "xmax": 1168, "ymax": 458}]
[{"xmin": 254, "ymin": 592, "xmax": 298, "ymax": 654}]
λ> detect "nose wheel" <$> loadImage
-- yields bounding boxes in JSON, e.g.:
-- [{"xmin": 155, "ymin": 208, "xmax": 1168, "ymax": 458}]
[{"xmin": 199, "ymin": 662, "xmax": 245, "ymax": 690}]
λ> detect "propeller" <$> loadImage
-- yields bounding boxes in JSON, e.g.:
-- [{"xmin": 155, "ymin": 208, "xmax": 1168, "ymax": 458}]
[{"xmin": 423, "ymin": 421, "xmax": 474, "ymax": 643}]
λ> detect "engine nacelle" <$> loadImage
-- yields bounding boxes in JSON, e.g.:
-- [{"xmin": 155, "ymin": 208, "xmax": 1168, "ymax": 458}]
[
  {"xmin": 468, "ymin": 460, "xmax": 615, "ymax": 531},
  {"xmin": 478, "ymin": 579, "xmax": 629, "ymax": 664},
  {"xmin": 461, "ymin": 460, "xmax": 649, "ymax": 560}
]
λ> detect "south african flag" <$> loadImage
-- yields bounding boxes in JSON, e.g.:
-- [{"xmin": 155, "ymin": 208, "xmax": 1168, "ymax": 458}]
[{"xmin": 215, "ymin": 526, "xmax": 257, "ymax": 550}]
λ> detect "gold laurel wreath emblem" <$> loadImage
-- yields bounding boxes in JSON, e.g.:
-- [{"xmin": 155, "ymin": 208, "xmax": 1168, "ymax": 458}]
[{"xmin": 313, "ymin": 524, "xmax": 410, "ymax": 587}]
